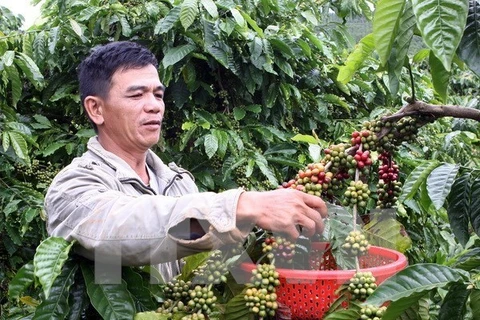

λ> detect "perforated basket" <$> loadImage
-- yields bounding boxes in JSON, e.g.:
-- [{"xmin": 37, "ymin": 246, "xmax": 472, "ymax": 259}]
[{"xmin": 240, "ymin": 242, "xmax": 408, "ymax": 320}]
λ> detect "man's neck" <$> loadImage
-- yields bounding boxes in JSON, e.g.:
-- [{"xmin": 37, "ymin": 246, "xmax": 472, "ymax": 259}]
[{"xmin": 97, "ymin": 135, "xmax": 150, "ymax": 184}]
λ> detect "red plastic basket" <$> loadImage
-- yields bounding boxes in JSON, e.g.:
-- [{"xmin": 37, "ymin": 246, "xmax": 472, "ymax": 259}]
[{"xmin": 240, "ymin": 242, "xmax": 408, "ymax": 320}]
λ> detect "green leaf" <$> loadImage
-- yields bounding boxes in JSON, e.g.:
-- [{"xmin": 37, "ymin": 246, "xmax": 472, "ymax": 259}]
[
  {"xmin": 180, "ymin": 0, "xmax": 199, "ymax": 30},
  {"xmin": 66, "ymin": 275, "xmax": 88, "ymax": 320},
  {"xmin": 322, "ymin": 93, "xmax": 350, "ymax": 113},
  {"xmin": 387, "ymin": 1, "xmax": 415, "ymax": 95},
  {"xmin": 162, "ymin": 44, "xmax": 196, "ymax": 68},
  {"xmin": 81, "ymin": 262, "xmax": 136, "ymax": 319},
  {"xmin": 2, "ymin": 50, "xmax": 15, "ymax": 66},
  {"xmin": 365, "ymin": 263, "xmax": 469, "ymax": 306},
  {"xmin": 269, "ymin": 38, "xmax": 295, "ymax": 57},
  {"xmin": 447, "ymin": 172, "xmax": 472, "ymax": 245},
  {"xmin": 454, "ymin": 248, "xmax": 480, "ymax": 271},
  {"xmin": 399, "ymin": 161, "xmax": 440, "ymax": 202},
  {"xmin": 206, "ymin": 41, "xmax": 229, "ymax": 67},
  {"xmin": 439, "ymin": 283, "xmax": 469, "ymax": 320},
  {"xmin": 204, "ymin": 133, "xmax": 218, "ymax": 158},
  {"xmin": 469, "ymin": 177, "xmax": 480, "ymax": 238},
  {"xmin": 412, "ymin": 0, "xmax": 469, "ymax": 71},
  {"xmin": 373, "ymin": 0, "xmax": 406, "ymax": 66},
  {"xmin": 323, "ymin": 309, "xmax": 360, "ymax": 320},
  {"xmin": 471, "ymin": 289, "xmax": 480, "ymax": 320},
  {"xmin": 429, "ymin": 51, "xmax": 450, "ymax": 102},
  {"xmin": 212, "ymin": 129, "xmax": 229, "ymax": 158},
  {"xmin": 426, "ymin": 163, "xmax": 460, "ymax": 210},
  {"xmin": 14, "ymin": 52, "xmax": 44, "ymax": 89},
  {"xmin": 224, "ymin": 291, "xmax": 251, "ymax": 320},
  {"xmin": 122, "ymin": 268, "xmax": 156, "ymax": 312},
  {"xmin": 32, "ymin": 261, "xmax": 78, "ymax": 320},
  {"xmin": 119, "ymin": 16, "xmax": 132, "ymax": 37},
  {"xmin": 233, "ymin": 107, "xmax": 246, "ymax": 121},
  {"xmin": 230, "ymin": 8, "xmax": 246, "ymax": 29},
  {"xmin": 254, "ymin": 153, "xmax": 278, "ymax": 185},
  {"xmin": 291, "ymin": 134, "xmax": 318, "ymax": 144},
  {"xmin": 337, "ymin": 33, "xmax": 375, "ymax": 84},
  {"xmin": 8, "ymin": 131, "xmax": 29, "ymax": 160},
  {"xmin": 41, "ymin": 141, "xmax": 67, "ymax": 157},
  {"xmin": 458, "ymin": 0, "xmax": 480, "ymax": 77},
  {"xmin": 200, "ymin": 0, "xmax": 218, "ymax": 18},
  {"xmin": 2, "ymin": 132, "xmax": 10, "ymax": 152},
  {"xmin": 5, "ymin": 65, "xmax": 22, "ymax": 107},
  {"xmin": 364, "ymin": 216, "xmax": 412, "ymax": 253},
  {"xmin": 69, "ymin": 19, "xmax": 83, "ymax": 38},
  {"xmin": 239, "ymin": 9, "xmax": 264, "ymax": 37},
  {"xmin": 177, "ymin": 251, "xmax": 211, "ymax": 281},
  {"xmin": 155, "ymin": 6, "xmax": 180, "ymax": 34},
  {"xmin": 8, "ymin": 261, "xmax": 35, "ymax": 300},
  {"xmin": 34, "ymin": 237, "xmax": 75, "ymax": 299},
  {"xmin": 33, "ymin": 114, "xmax": 52, "ymax": 128}
]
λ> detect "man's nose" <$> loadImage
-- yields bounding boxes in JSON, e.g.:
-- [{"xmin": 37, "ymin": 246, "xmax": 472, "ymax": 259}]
[{"xmin": 145, "ymin": 94, "xmax": 164, "ymax": 113}]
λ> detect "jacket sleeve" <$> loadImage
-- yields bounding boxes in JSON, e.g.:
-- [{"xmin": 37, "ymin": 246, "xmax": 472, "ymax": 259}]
[{"xmin": 44, "ymin": 162, "xmax": 248, "ymax": 266}]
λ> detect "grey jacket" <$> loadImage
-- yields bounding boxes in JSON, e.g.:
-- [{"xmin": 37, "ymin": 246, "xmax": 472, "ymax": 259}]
[{"xmin": 44, "ymin": 137, "xmax": 247, "ymax": 280}]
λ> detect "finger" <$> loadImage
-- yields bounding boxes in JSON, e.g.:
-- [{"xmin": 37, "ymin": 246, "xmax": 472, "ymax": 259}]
[
  {"xmin": 294, "ymin": 214, "xmax": 316, "ymax": 237},
  {"xmin": 302, "ymin": 193, "xmax": 328, "ymax": 218},
  {"xmin": 283, "ymin": 224, "xmax": 300, "ymax": 240}
]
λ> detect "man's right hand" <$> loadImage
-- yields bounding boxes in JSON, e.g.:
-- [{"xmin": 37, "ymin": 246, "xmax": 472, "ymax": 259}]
[{"xmin": 236, "ymin": 188, "xmax": 328, "ymax": 240}]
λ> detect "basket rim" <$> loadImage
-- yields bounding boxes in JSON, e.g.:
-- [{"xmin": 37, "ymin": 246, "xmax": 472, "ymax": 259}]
[{"xmin": 240, "ymin": 242, "xmax": 408, "ymax": 281}]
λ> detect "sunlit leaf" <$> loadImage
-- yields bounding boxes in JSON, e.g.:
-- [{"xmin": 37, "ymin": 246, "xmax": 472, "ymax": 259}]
[
  {"xmin": 365, "ymin": 263, "xmax": 469, "ymax": 306},
  {"xmin": 373, "ymin": 0, "xmax": 406, "ymax": 65},
  {"xmin": 34, "ymin": 237, "xmax": 75, "ymax": 299},
  {"xmin": 399, "ymin": 161, "xmax": 440, "ymax": 202},
  {"xmin": 426, "ymin": 163, "xmax": 460, "ymax": 210},
  {"xmin": 337, "ymin": 33, "xmax": 375, "ymax": 84},
  {"xmin": 412, "ymin": 0, "xmax": 469, "ymax": 71}
]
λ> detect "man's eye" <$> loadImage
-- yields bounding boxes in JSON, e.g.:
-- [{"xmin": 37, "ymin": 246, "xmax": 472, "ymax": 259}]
[
  {"xmin": 155, "ymin": 94, "xmax": 164, "ymax": 99},
  {"xmin": 130, "ymin": 93, "xmax": 142, "ymax": 98}
]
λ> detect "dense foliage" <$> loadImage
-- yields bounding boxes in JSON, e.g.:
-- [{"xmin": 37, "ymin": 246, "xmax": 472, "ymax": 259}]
[{"xmin": 1, "ymin": 0, "xmax": 480, "ymax": 319}]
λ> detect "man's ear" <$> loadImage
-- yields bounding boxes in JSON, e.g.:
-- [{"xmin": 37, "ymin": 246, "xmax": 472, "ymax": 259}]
[{"xmin": 84, "ymin": 96, "xmax": 105, "ymax": 126}]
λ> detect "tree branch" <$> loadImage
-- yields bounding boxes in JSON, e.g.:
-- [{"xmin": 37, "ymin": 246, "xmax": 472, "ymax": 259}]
[{"xmin": 382, "ymin": 100, "xmax": 480, "ymax": 123}]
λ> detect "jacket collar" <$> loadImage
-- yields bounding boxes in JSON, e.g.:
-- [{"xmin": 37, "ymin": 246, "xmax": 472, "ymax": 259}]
[{"xmin": 86, "ymin": 136, "xmax": 176, "ymax": 181}]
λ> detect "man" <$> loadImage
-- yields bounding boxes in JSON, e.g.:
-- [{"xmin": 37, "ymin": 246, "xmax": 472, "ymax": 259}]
[{"xmin": 44, "ymin": 41, "xmax": 327, "ymax": 282}]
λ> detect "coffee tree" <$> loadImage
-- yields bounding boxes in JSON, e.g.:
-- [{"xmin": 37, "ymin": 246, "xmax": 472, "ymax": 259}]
[{"xmin": 1, "ymin": 0, "xmax": 480, "ymax": 319}]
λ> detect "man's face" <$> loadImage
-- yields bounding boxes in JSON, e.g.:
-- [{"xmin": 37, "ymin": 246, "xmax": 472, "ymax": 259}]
[{"xmin": 99, "ymin": 64, "xmax": 165, "ymax": 153}]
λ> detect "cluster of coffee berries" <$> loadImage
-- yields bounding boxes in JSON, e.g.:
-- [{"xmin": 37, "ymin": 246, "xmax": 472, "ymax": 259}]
[
  {"xmin": 359, "ymin": 304, "xmax": 387, "ymax": 320},
  {"xmin": 164, "ymin": 278, "xmax": 192, "ymax": 301},
  {"xmin": 350, "ymin": 129, "xmax": 377, "ymax": 151},
  {"xmin": 353, "ymin": 149, "xmax": 373, "ymax": 170},
  {"xmin": 343, "ymin": 181, "xmax": 371, "ymax": 208},
  {"xmin": 181, "ymin": 313, "xmax": 206, "ymax": 320},
  {"xmin": 244, "ymin": 263, "xmax": 280, "ymax": 318},
  {"xmin": 14, "ymin": 159, "xmax": 59, "ymax": 190},
  {"xmin": 348, "ymin": 271, "xmax": 377, "ymax": 301},
  {"xmin": 324, "ymin": 144, "xmax": 350, "ymax": 174},
  {"xmin": 376, "ymin": 152, "xmax": 402, "ymax": 208},
  {"xmin": 342, "ymin": 230, "xmax": 371, "ymax": 257},
  {"xmin": 160, "ymin": 276, "xmax": 217, "ymax": 317},
  {"xmin": 279, "ymin": 162, "xmax": 333, "ymax": 196},
  {"xmin": 187, "ymin": 285, "xmax": 217, "ymax": 314},
  {"xmin": 156, "ymin": 299, "xmax": 187, "ymax": 317},
  {"xmin": 193, "ymin": 250, "xmax": 229, "ymax": 284},
  {"xmin": 262, "ymin": 235, "xmax": 296, "ymax": 265}
]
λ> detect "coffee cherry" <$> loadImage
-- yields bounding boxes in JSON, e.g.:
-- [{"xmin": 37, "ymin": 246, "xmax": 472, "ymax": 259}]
[
  {"xmin": 348, "ymin": 271, "xmax": 377, "ymax": 301},
  {"xmin": 245, "ymin": 263, "xmax": 280, "ymax": 317},
  {"xmin": 342, "ymin": 230, "xmax": 371, "ymax": 257},
  {"xmin": 359, "ymin": 304, "xmax": 387, "ymax": 320},
  {"xmin": 262, "ymin": 235, "xmax": 296, "ymax": 265}
]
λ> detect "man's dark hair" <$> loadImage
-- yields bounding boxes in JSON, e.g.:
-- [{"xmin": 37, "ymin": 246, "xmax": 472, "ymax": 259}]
[{"xmin": 77, "ymin": 41, "xmax": 159, "ymax": 131}]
